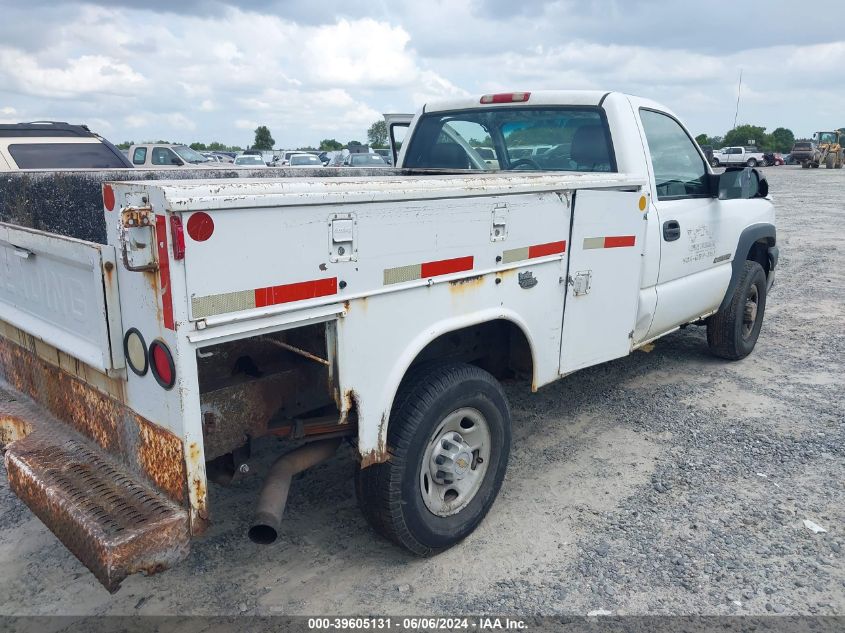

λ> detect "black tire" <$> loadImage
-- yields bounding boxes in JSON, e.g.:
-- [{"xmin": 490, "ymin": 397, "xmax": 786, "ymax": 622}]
[
  {"xmin": 710, "ymin": 158, "xmax": 720, "ymax": 168},
  {"xmin": 746, "ymin": 158, "xmax": 757, "ymax": 167},
  {"xmin": 356, "ymin": 362, "xmax": 511, "ymax": 556},
  {"xmin": 706, "ymin": 260, "xmax": 767, "ymax": 360},
  {"xmin": 825, "ymin": 155, "xmax": 835, "ymax": 169},
  {"xmin": 801, "ymin": 162, "xmax": 809, "ymax": 169}
]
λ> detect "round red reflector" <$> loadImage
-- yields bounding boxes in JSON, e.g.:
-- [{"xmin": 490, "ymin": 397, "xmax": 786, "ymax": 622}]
[
  {"xmin": 103, "ymin": 184, "xmax": 115, "ymax": 211},
  {"xmin": 149, "ymin": 340, "xmax": 175, "ymax": 390},
  {"xmin": 186, "ymin": 212, "xmax": 214, "ymax": 242}
]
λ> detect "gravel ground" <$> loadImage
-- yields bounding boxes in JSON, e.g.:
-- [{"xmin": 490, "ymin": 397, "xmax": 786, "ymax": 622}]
[{"xmin": 0, "ymin": 166, "xmax": 842, "ymax": 617}]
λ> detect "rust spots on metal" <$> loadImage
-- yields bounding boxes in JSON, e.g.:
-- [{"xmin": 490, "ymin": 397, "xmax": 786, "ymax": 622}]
[
  {"xmin": 186, "ymin": 441, "xmax": 209, "ymax": 530},
  {"xmin": 0, "ymin": 334, "xmax": 187, "ymax": 506},
  {"xmin": 136, "ymin": 417, "xmax": 188, "ymax": 505},
  {"xmin": 0, "ymin": 413, "xmax": 32, "ymax": 447},
  {"xmin": 359, "ymin": 411, "xmax": 389, "ymax": 469},
  {"xmin": 340, "ymin": 389, "xmax": 359, "ymax": 426},
  {"xmin": 449, "ymin": 274, "xmax": 485, "ymax": 294},
  {"xmin": 4, "ymin": 421, "xmax": 189, "ymax": 593}
]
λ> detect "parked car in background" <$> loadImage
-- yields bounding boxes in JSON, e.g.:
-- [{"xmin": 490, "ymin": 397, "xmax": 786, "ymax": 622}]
[
  {"xmin": 791, "ymin": 141, "xmax": 822, "ymax": 169},
  {"xmin": 342, "ymin": 153, "xmax": 390, "ymax": 167},
  {"xmin": 0, "ymin": 121, "xmax": 132, "ymax": 170},
  {"xmin": 373, "ymin": 148, "xmax": 393, "ymax": 165},
  {"xmin": 762, "ymin": 152, "xmax": 784, "ymax": 166},
  {"xmin": 128, "ymin": 143, "xmax": 212, "ymax": 168},
  {"xmin": 287, "ymin": 153, "xmax": 323, "ymax": 168},
  {"xmin": 233, "ymin": 154, "xmax": 267, "ymax": 167},
  {"xmin": 474, "ymin": 146, "xmax": 500, "ymax": 168},
  {"xmin": 710, "ymin": 146, "xmax": 765, "ymax": 168},
  {"xmin": 202, "ymin": 152, "xmax": 223, "ymax": 163}
]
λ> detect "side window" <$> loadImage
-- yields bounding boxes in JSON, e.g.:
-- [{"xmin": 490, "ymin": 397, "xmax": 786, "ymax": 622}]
[
  {"xmin": 640, "ymin": 109, "xmax": 708, "ymax": 200},
  {"xmin": 132, "ymin": 147, "xmax": 147, "ymax": 165},
  {"xmin": 152, "ymin": 147, "xmax": 180, "ymax": 166}
]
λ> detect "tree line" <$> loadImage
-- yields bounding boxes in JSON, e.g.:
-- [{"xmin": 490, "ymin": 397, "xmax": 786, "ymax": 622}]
[{"xmin": 117, "ymin": 120, "xmax": 390, "ymax": 153}]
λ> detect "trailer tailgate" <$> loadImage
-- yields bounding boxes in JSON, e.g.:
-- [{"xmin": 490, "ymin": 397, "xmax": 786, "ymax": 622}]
[{"xmin": 0, "ymin": 222, "xmax": 124, "ymax": 373}]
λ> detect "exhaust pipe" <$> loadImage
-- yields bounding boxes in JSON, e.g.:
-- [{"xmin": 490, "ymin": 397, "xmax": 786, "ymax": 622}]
[{"xmin": 248, "ymin": 438, "xmax": 341, "ymax": 544}]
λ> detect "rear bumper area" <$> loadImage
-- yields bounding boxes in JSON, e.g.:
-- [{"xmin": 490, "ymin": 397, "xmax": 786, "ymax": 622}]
[{"xmin": 1, "ymin": 381, "xmax": 190, "ymax": 592}]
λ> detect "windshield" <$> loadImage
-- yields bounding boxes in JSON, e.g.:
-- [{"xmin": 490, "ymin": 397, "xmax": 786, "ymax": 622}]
[
  {"xmin": 235, "ymin": 155, "xmax": 264, "ymax": 165},
  {"xmin": 817, "ymin": 132, "xmax": 837, "ymax": 144},
  {"xmin": 403, "ymin": 107, "xmax": 614, "ymax": 172},
  {"xmin": 350, "ymin": 154, "xmax": 389, "ymax": 166},
  {"xmin": 173, "ymin": 145, "xmax": 208, "ymax": 163},
  {"xmin": 290, "ymin": 154, "xmax": 321, "ymax": 165}
]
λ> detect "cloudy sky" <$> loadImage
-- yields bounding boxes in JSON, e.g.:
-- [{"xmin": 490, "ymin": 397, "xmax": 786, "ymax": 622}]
[{"xmin": 1, "ymin": 0, "xmax": 843, "ymax": 148}]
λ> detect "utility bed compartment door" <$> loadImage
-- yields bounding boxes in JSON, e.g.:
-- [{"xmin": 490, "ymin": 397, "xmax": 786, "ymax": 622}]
[
  {"xmin": 560, "ymin": 189, "xmax": 645, "ymax": 373},
  {"xmin": 0, "ymin": 223, "xmax": 124, "ymax": 373}
]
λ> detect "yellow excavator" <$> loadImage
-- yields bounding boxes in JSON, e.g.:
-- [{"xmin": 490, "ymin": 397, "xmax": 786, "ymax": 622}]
[{"xmin": 814, "ymin": 130, "xmax": 844, "ymax": 168}]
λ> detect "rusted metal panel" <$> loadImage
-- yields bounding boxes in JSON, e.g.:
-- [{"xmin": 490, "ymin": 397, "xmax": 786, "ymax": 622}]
[
  {"xmin": 3, "ymin": 407, "xmax": 189, "ymax": 593},
  {"xmin": 0, "ymin": 334, "xmax": 187, "ymax": 505}
]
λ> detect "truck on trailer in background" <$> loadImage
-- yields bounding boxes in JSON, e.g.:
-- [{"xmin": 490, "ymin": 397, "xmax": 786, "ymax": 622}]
[{"xmin": 0, "ymin": 90, "xmax": 776, "ymax": 591}]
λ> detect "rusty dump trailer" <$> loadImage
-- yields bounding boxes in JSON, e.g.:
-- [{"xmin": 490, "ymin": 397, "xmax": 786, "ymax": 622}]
[{"xmin": 0, "ymin": 166, "xmax": 396, "ymax": 591}]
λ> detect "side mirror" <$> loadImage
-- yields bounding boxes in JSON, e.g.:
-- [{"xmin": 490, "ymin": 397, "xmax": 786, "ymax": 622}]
[{"xmin": 718, "ymin": 167, "xmax": 768, "ymax": 200}]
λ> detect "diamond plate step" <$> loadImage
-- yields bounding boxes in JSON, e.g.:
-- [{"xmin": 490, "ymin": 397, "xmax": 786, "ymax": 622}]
[{"xmin": 1, "ymin": 383, "xmax": 189, "ymax": 592}]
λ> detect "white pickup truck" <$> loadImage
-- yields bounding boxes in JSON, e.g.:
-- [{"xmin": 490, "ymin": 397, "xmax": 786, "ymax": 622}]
[
  {"xmin": 711, "ymin": 146, "xmax": 766, "ymax": 168},
  {"xmin": 0, "ymin": 90, "xmax": 777, "ymax": 591}
]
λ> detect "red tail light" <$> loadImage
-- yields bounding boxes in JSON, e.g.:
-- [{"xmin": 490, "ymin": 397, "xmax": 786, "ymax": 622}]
[
  {"xmin": 170, "ymin": 216, "xmax": 185, "ymax": 260},
  {"xmin": 480, "ymin": 92, "xmax": 531, "ymax": 104},
  {"xmin": 149, "ymin": 340, "xmax": 175, "ymax": 390}
]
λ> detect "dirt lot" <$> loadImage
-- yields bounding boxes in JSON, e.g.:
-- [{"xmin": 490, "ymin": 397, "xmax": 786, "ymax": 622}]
[{"xmin": 0, "ymin": 166, "xmax": 842, "ymax": 617}]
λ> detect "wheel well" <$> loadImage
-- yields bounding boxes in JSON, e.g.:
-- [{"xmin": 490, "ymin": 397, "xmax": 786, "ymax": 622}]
[
  {"xmin": 408, "ymin": 319, "xmax": 533, "ymax": 383},
  {"xmin": 747, "ymin": 238, "xmax": 771, "ymax": 276}
]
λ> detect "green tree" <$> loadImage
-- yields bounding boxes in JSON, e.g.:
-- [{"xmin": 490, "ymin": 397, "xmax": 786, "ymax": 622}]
[
  {"xmin": 253, "ymin": 126, "xmax": 275, "ymax": 151},
  {"xmin": 769, "ymin": 128, "xmax": 795, "ymax": 153},
  {"xmin": 695, "ymin": 134, "xmax": 710, "ymax": 146},
  {"xmin": 319, "ymin": 138, "xmax": 343, "ymax": 151},
  {"xmin": 347, "ymin": 140, "xmax": 363, "ymax": 147},
  {"xmin": 367, "ymin": 120, "xmax": 388, "ymax": 148},
  {"xmin": 723, "ymin": 125, "xmax": 770, "ymax": 150},
  {"xmin": 117, "ymin": 141, "xmax": 133, "ymax": 150},
  {"xmin": 189, "ymin": 142, "xmax": 207, "ymax": 151}
]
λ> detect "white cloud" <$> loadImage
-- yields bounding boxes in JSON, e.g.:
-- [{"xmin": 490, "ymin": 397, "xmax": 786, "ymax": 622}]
[
  {"xmin": 0, "ymin": 3, "xmax": 841, "ymax": 144},
  {"xmin": 0, "ymin": 48, "xmax": 144, "ymax": 98}
]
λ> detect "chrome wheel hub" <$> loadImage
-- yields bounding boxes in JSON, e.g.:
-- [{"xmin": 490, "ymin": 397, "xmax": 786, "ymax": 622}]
[{"xmin": 419, "ymin": 407, "xmax": 491, "ymax": 517}]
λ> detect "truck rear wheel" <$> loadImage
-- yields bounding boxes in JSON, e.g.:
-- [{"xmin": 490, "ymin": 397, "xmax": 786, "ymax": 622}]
[
  {"xmin": 706, "ymin": 261, "xmax": 767, "ymax": 360},
  {"xmin": 356, "ymin": 362, "xmax": 511, "ymax": 556},
  {"xmin": 746, "ymin": 158, "xmax": 757, "ymax": 167},
  {"xmin": 825, "ymin": 155, "xmax": 835, "ymax": 169}
]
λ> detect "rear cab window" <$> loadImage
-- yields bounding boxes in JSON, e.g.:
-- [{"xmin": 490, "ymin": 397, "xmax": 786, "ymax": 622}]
[
  {"xmin": 403, "ymin": 107, "xmax": 616, "ymax": 172},
  {"xmin": 7, "ymin": 142, "xmax": 131, "ymax": 169},
  {"xmin": 639, "ymin": 109, "xmax": 709, "ymax": 200},
  {"xmin": 133, "ymin": 147, "xmax": 147, "ymax": 165}
]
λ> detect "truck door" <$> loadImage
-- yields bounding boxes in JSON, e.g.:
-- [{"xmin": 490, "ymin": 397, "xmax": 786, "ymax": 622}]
[
  {"xmin": 560, "ymin": 189, "xmax": 646, "ymax": 373},
  {"xmin": 636, "ymin": 108, "xmax": 730, "ymax": 339},
  {"xmin": 383, "ymin": 113, "xmax": 413, "ymax": 166}
]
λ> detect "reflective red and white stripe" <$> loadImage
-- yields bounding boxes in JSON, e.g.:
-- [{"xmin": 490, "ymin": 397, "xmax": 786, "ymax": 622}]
[
  {"xmin": 582, "ymin": 235, "xmax": 636, "ymax": 249},
  {"xmin": 383, "ymin": 256, "xmax": 474, "ymax": 285},
  {"xmin": 191, "ymin": 277, "xmax": 337, "ymax": 318},
  {"xmin": 502, "ymin": 240, "xmax": 566, "ymax": 264}
]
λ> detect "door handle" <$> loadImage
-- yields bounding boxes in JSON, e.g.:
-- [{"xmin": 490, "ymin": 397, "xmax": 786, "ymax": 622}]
[{"xmin": 663, "ymin": 220, "xmax": 681, "ymax": 242}]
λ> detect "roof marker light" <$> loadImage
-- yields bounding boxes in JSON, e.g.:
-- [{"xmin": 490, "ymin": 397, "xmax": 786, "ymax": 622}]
[{"xmin": 480, "ymin": 92, "xmax": 531, "ymax": 104}]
